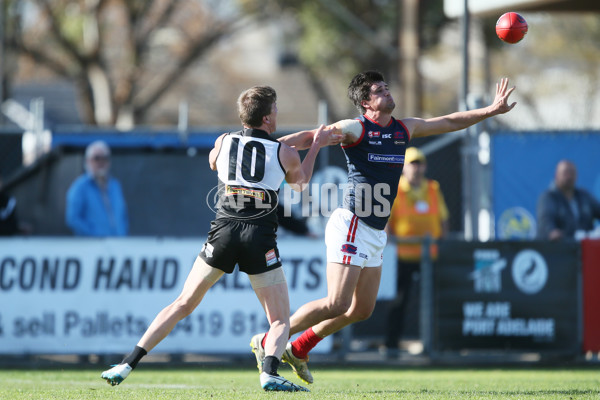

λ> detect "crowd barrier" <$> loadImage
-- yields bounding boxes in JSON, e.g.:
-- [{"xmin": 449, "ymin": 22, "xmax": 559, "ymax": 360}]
[
  {"xmin": 422, "ymin": 239, "xmax": 582, "ymax": 358},
  {"xmin": 1, "ymin": 236, "xmax": 596, "ymax": 360},
  {"xmin": 419, "ymin": 238, "xmax": 600, "ymax": 359},
  {"xmin": 0, "ymin": 236, "xmax": 395, "ymax": 356}
]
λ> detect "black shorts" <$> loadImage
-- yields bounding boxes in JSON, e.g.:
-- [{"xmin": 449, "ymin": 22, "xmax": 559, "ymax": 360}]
[{"xmin": 199, "ymin": 219, "xmax": 282, "ymax": 275}]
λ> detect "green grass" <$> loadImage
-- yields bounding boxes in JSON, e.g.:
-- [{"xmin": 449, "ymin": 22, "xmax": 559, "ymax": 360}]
[{"xmin": 0, "ymin": 366, "xmax": 599, "ymax": 399}]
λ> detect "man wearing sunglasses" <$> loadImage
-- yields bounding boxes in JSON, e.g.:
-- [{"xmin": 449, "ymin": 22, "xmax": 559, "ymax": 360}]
[{"xmin": 65, "ymin": 140, "xmax": 129, "ymax": 236}]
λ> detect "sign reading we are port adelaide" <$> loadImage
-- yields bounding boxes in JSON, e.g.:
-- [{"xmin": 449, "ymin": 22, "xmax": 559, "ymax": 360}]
[{"xmin": 433, "ymin": 240, "xmax": 580, "ymax": 353}]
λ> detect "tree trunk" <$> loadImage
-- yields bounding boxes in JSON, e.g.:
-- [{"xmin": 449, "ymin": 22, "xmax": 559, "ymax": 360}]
[{"xmin": 86, "ymin": 63, "xmax": 114, "ymax": 125}]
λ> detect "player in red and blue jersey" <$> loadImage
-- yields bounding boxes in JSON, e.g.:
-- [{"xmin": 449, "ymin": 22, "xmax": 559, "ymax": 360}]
[{"xmin": 251, "ymin": 71, "xmax": 516, "ymax": 384}]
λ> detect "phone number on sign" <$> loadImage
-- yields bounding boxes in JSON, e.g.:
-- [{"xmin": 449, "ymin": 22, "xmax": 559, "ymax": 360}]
[{"xmin": 171, "ymin": 310, "xmax": 271, "ymax": 337}]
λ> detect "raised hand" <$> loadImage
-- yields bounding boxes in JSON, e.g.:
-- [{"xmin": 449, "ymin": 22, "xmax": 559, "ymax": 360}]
[{"xmin": 491, "ymin": 77, "xmax": 517, "ymax": 114}]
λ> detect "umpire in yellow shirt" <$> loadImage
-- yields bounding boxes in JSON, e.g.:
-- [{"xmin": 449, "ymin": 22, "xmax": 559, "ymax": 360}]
[{"xmin": 383, "ymin": 147, "xmax": 449, "ymax": 358}]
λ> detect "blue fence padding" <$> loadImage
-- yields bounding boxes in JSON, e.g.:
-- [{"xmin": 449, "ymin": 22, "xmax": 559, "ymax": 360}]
[
  {"xmin": 51, "ymin": 130, "xmax": 222, "ymax": 150},
  {"xmin": 492, "ymin": 130, "xmax": 600, "ymax": 239}
]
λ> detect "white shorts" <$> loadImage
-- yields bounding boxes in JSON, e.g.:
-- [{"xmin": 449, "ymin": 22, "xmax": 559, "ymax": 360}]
[{"xmin": 325, "ymin": 208, "xmax": 387, "ymax": 268}]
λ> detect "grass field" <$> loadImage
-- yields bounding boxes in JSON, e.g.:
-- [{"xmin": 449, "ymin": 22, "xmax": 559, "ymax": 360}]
[{"xmin": 1, "ymin": 365, "xmax": 598, "ymax": 399}]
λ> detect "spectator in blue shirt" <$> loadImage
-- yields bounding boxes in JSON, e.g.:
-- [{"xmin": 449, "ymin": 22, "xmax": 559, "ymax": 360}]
[
  {"xmin": 66, "ymin": 141, "xmax": 129, "ymax": 236},
  {"xmin": 537, "ymin": 159, "xmax": 600, "ymax": 240}
]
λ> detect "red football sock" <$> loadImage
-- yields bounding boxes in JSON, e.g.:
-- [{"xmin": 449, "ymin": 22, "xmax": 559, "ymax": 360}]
[
  {"xmin": 291, "ymin": 327, "xmax": 323, "ymax": 359},
  {"xmin": 261, "ymin": 332, "xmax": 268, "ymax": 348}
]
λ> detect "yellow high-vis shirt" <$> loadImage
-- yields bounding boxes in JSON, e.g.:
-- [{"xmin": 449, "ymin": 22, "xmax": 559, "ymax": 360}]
[{"xmin": 388, "ymin": 177, "xmax": 449, "ymax": 262}]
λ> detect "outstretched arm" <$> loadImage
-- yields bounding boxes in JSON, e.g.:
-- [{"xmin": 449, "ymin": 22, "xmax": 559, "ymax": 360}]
[
  {"xmin": 279, "ymin": 127, "xmax": 343, "ymax": 150},
  {"xmin": 328, "ymin": 119, "xmax": 364, "ymax": 146},
  {"xmin": 278, "ymin": 129, "xmax": 316, "ymax": 149},
  {"xmin": 405, "ymin": 78, "xmax": 517, "ymax": 139},
  {"xmin": 281, "ymin": 125, "xmax": 331, "ymax": 192}
]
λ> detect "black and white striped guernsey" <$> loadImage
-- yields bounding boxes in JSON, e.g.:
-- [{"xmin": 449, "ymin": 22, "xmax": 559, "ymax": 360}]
[{"xmin": 214, "ymin": 128, "xmax": 286, "ymax": 227}]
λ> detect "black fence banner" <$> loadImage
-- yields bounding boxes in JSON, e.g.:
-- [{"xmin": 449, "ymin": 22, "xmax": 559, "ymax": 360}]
[{"xmin": 434, "ymin": 240, "xmax": 580, "ymax": 354}]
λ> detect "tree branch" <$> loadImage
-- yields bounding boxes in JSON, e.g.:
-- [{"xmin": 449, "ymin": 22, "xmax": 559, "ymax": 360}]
[
  {"xmin": 111, "ymin": 0, "xmax": 162, "ymax": 108},
  {"xmin": 7, "ymin": 37, "xmax": 96, "ymax": 123},
  {"xmin": 33, "ymin": 0, "xmax": 88, "ymax": 65},
  {"xmin": 6, "ymin": 38, "xmax": 72, "ymax": 79},
  {"xmin": 137, "ymin": 0, "xmax": 178, "ymax": 42},
  {"xmin": 89, "ymin": 0, "xmax": 111, "ymax": 59},
  {"xmin": 300, "ymin": 64, "xmax": 342, "ymax": 123},
  {"xmin": 133, "ymin": 23, "xmax": 234, "ymax": 118}
]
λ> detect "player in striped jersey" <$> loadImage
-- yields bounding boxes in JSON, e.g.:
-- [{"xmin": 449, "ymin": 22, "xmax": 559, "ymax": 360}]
[{"xmin": 102, "ymin": 86, "xmax": 340, "ymax": 392}]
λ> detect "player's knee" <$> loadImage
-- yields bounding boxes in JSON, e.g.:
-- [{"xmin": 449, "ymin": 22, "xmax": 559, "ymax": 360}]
[
  {"xmin": 171, "ymin": 298, "xmax": 196, "ymax": 319},
  {"xmin": 327, "ymin": 299, "xmax": 352, "ymax": 317},
  {"xmin": 269, "ymin": 318, "xmax": 290, "ymax": 331},
  {"xmin": 351, "ymin": 307, "xmax": 373, "ymax": 322},
  {"xmin": 347, "ymin": 303, "xmax": 375, "ymax": 322}
]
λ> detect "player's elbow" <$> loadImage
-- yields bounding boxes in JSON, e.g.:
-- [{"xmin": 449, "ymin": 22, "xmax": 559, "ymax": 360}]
[{"xmin": 287, "ymin": 172, "xmax": 311, "ymax": 192}]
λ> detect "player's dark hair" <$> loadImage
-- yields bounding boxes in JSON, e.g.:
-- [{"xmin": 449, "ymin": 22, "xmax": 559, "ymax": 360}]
[
  {"xmin": 348, "ymin": 70, "xmax": 386, "ymax": 114},
  {"xmin": 237, "ymin": 86, "xmax": 277, "ymax": 128}
]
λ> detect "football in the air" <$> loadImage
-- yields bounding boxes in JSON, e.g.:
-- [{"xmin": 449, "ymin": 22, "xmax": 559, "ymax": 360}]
[{"xmin": 496, "ymin": 12, "xmax": 528, "ymax": 44}]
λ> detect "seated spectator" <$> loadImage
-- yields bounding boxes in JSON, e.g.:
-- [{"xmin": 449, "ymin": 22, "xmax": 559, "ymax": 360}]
[
  {"xmin": 66, "ymin": 141, "xmax": 129, "ymax": 236},
  {"xmin": 536, "ymin": 159, "xmax": 600, "ymax": 240}
]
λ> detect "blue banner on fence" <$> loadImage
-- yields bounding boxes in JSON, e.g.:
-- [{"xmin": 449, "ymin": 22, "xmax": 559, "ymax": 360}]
[{"xmin": 492, "ymin": 131, "xmax": 600, "ymax": 240}]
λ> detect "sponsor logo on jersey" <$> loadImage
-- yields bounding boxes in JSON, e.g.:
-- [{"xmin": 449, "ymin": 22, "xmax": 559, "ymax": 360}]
[
  {"xmin": 341, "ymin": 244, "xmax": 357, "ymax": 254},
  {"xmin": 225, "ymin": 185, "xmax": 265, "ymax": 200},
  {"xmin": 208, "ymin": 181, "xmax": 278, "ymax": 220},
  {"xmin": 394, "ymin": 140, "xmax": 405, "ymax": 145},
  {"xmin": 382, "ymin": 133, "xmax": 392, "ymax": 139},
  {"xmin": 368, "ymin": 140, "xmax": 382, "ymax": 145},
  {"xmin": 265, "ymin": 248, "xmax": 279, "ymax": 267},
  {"xmin": 368, "ymin": 153, "xmax": 405, "ymax": 163},
  {"xmin": 367, "ymin": 131, "xmax": 381, "ymax": 138},
  {"xmin": 394, "ymin": 131, "xmax": 404, "ymax": 139}
]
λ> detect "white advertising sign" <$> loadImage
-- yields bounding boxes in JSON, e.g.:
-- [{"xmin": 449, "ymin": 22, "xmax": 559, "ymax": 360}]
[{"xmin": 0, "ymin": 237, "xmax": 396, "ymax": 355}]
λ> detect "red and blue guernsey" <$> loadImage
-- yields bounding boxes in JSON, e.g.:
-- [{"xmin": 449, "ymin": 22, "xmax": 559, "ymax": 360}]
[{"xmin": 341, "ymin": 115, "xmax": 410, "ymax": 230}]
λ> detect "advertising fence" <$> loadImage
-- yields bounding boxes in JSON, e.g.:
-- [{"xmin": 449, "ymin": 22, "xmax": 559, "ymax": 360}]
[
  {"xmin": 432, "ymin": 240, "xmax": 580, "ymax": 354},
  {"xmin": 0, "ymin": 237, "xmax": 396, "ymax": 355},
  {"xmin": 1, "ymin": 236, "xmax": 593, "ymax": 359}
]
